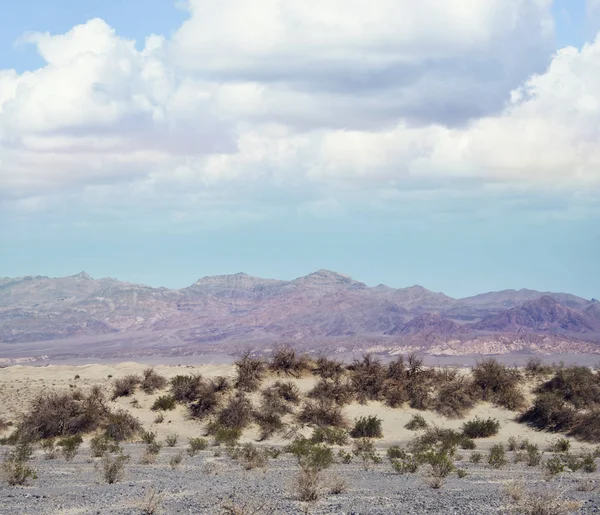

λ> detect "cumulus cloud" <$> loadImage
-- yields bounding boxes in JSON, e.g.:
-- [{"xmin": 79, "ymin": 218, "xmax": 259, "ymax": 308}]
[{"xmin": 0, "ymin": 1, "xmax": 598, "ymax": 227}]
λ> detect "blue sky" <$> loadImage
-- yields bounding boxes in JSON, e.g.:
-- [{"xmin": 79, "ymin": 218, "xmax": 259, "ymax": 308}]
[{"xmin": 0, "ymin": 1, "xmax": 599, "ymax": 299}]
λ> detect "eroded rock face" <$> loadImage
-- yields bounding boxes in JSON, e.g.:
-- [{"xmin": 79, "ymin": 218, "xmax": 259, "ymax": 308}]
[{"xmin": 0, "ymin": 270, "xmax": 598, "ymax": 358}]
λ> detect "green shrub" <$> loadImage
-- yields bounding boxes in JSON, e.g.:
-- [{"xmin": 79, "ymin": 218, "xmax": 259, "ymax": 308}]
[
  {"xmin": 151, "ymin": 395, "xmax": 176, "ymax": 411},
  {"xmin": 1, "ymin": 457, "xmax": 36, "ymax": 486},
  {"xmin": 349, "ymin": 354, "xmax": 386, "ymax": 403},
  {"xmin": 461, "ymin": 417, "xmax": 500, "ymax": 439},
  {"xmin": 404, "ymin": 414, "xmax": 428, "ymax": 431},
  {"xmin": 352, "ymin": 438, "xmax": 382, "ymax": 470},
  {"xmin": 239, "ymin": 443, "xmax": 269, "ymax": 470},
  {"xmin": 140, "ymin": 430, "xmax": 157, "ymax": 445},
  {"xmin": 518, "ymin": 393, "xmax": 577, "ymax": 433},
  {"xmin": 90, "ymin": 435, "xmax": 121, "ymax": 457},
  {"xmin": 209, "ymin": 424, "xmax": 242, "ymax": 447},
  {"xmin": 387, "ymin": 446, "xmax": 407, "ymax": 460},
  {"xmin": 470, "ymin": 452, "xmax": 482, "ymax": 463},
  {"xmin": 537, "ymin": 366, "xmax": 600, "ymax": 409},
  {"xmin": 187, "ymin": 437, "xmax": 208, "ymax": 456},
  {"xmin": 310, "ymin": 427, "xmax": 349, "ymax": 446},
  {"xmin": 544, "ymin": 454, "xmax": 566, "ymax": 476},
  {"xmin": 101, "ymin": 453, "xmax": 129, "ymax": 483},
  {"xmin": 285, "ymin": 437, "xmax": 334, "ymax": 471},
  {"xmin": 547, "ymin": 438, "xmax": 571, "ymax": 453},
  {"xmin": 165, "ymin": 434, "xmax": 178, "ymax": 447},
  {"xmin": 338, "ymin": 449, "xmax": 353, "ymax": 464},
  {"xmin": 472, "ymin": 359, "xmax": 525, "ymax": 410},
  {"xmin": 423, "ymin": 449, "xmax": 454, "ymax": 489},
  {"xmin": 456, "ymin": 468, "xmax": 468, "ymax": 478},
  {"xmin": 57, "ymin": 435, "xmax": 83, "ymax": 461},
  {"xmin": 350, "ymin": 416, "xmax": 383, "ymax": 439},
  {"xmin": 488, "ymin": 443, "xmax": 507, "ymax": 469}
]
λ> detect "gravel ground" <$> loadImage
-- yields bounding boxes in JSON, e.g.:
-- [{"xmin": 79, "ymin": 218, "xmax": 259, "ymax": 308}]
[{"xmin": 0, "ymin": 444, "xmax": 599, "ymax": 514}]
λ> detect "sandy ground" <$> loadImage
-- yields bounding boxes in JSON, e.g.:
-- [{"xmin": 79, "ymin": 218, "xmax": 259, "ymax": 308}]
[{"xmin": 0, "ymin": 362, "xmax": 591, "ymax": 453}]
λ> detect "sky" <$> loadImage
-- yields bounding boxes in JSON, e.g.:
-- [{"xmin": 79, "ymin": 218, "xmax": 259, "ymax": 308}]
[{"xmin": 0, "ymin": 0, "xmax": 599, "ymax": 299}]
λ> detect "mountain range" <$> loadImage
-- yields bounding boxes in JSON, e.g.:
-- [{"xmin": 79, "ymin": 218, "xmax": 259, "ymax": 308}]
[{"xmin": 1, "ymin": 270, "xmax": 599, "ymax": 361}]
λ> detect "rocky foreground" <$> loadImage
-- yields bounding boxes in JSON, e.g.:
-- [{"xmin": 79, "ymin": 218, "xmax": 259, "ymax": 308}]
[{"xmin": 0, "ymin": 442, "xmax": 599, "ymax": 514}]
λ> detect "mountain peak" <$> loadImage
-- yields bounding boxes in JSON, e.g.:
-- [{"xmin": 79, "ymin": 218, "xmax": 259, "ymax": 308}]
[{"xmin": 72, "ymin": 271, "xmax": 92, "ymax": 280}]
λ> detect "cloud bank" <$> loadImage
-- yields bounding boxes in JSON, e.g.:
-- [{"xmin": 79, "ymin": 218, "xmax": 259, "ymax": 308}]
[{"xmin": 1, "ymin": 0, "xmax": 599, "ymax": 225}]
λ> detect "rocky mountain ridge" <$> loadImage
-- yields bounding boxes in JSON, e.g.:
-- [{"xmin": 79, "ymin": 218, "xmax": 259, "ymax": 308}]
[{"xmin": 1, "ymin": 270, "xmax": 598, "ymax": 360}]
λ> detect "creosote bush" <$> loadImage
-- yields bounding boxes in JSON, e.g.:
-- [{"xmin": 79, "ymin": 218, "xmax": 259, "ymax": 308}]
[
  {"xmin": 151, "ymin": 395, "xmax": 176, "ymax": 411},
  {"xmin": 404, "ymin": 414, "xmax": 428, "ymax": 431},
  {"xmin": 472, "ymin": 359, "xmax": 525, "ymax": 410},
  {"xmin": 269, "ymin": 347, "xmax": 311, "ymax": 377},
  {"xmin": 101, "ymin": 453, "xmax": 129, "ymax": 484},
  {"xmin": 57, "ymin": 434, "xmax": 83, "ymax": 461},
  {"xmin": 461, "ymin": 417, "xmax": 500, "ymax": 439},
  {"xmin": 488, "ymin": 443, "xmax": 507, "ymax": 469},
  {"xmin": 310, "ymin": 427, "xmax": 349, "ymax": 446},
  {"xmin": 140, "ymin": 368, "xmax": 167, "ymax": 394},
  {"xmin": 234, "ymin": 352, "xmax": 266, "ymax": 392},
  {"xmin": 217, "ymin": 393, "xmax": 253, "ymax": 430},
  {"xmin": 187, "ymin": 437, "xmax": 208, "ymax": 456},
  {"xmin": 112, "ymin": 375, "xmax": 141, "ymax": 400},
  {"xmin": 350, "ymin": 416, "xmax": 383, "ymax": 439},
  {"xmin": 170, "ymin": 374, "xmax": 203, "ymax": 403},
  {"xmin": 165, "ymin": 434, "xmax": 178, "ymax": 447},
  {"xmin": 104, "ymin": 410, "xmax": 141, "ymax": 442},
  {"xmin": 298, "ymin": 399, "xmax": 347, "ymax": 428},
  {"xmin": 90, "ymin": 434, "xmax": 121, "ymax": 457}
]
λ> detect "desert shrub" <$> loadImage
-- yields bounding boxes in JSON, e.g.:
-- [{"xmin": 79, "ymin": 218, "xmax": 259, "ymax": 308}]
[
  {"xmin": 382, "ymin": 380, "xmax": 409, "ymax": 408},
  {"xmin": 506, "ymin": 485, "xmax": 582, "ymax": 515},
  {"xmin": 348, "ymin": 354, "xmax": 386, "ymax": 403},
  {"xmin": 140, "ymin": 430, "xmax": 157, "ymax": 445},
  {"xmin": 103, "ymin": 410, "xmax": 141, "ymax": 441},
  {"xmin": 537, "ymin": 366, "xmax": 600, "ymax": 409},
  {"xmin": 101, "ymin": 453, "xmax": 129, "ymax": 483},
  {"xmin": 408, "ymin": 427, "xmax": 465, "ymax": 456},
  {"xmin": 544, "ymin": 454, "xmax": 566, "ymax": 477},
  {"xmin": 188, "ymin": 386, "xmax": 221, "ymax": 420},
  {"xmin": 525, "ymin": 357, "xmax": 554, "ymax": 378},
  {"xmin": 350, "ymin": 416, "xmax": 383, "ymax": 439},
  {"xmin": 239, "ymin": 443, "xmax": 269, "ymax": 470},
  {"xmin": 461, "ymin": 417, "xmax": 500, "ymax": 439},
  {"xmin": 294, "ymin": 468, "xmax": 322, "ymax": 502},
  {"xmin": 488, "ymin": 443, "xmax": 507, "ymax": 468},
  {"xmin": 313, "ymin": 356, "xmax": 344, "ymax": 379},
  {"xmin": 0, "ymin": 418, "xmax": 9, "ymax": 432},
  {"xmin": 391, "ymin": 456, "xmax": 419, "ymax": 474},
  {"xmin": 57, "ymin": 435, "xmax": 83, "ymax": 461},
  {"xmin": 470, "ymin": 452, "xmax": 482, "ymax": 463},
  {"xmin": 146, "ymin": 441, "xmax": 162, "ymax": 456},
  {"xmin": 405, "ymin": 414, "xmax": 428, "ymax": 431},
  {"xmin": 525, "ymin": 444, "xmax": 543, "ymax": 467},
  {"xmin": 17, "ymin": 389, "xmax": 108, "ymax": 441},
  {"xmin": 580, "ymin": 451, "xmax": 598, "ymax": 473},
  {"xmin": 259, "ymin": 382, "xmax": 298, "ymax": 418},
  {"xmin": 433, "ymin": 376, "xmax": 477, "ymax": 418},
  {"xmin": 217, "ymin": 393, "xmax": 253, "ymax": 430},
  {"xmin": 169, "ymin": 452, "xmax": 184, "ymax": 469},
  {"xmin": 298, "ymin": 399, "xmax": 347, "ymax": 428},
  {"xmin": 569, "ymin": 411, "xmax": 600, "ymax": 443},
  {"xmin": 328, "ymin": 475, "xmax": 349, "ymax": 495},
  {"xmin": 254, "ymin": 410, "xmax": 285, "ymax": 441},
  {"xmin": 140, "ymin": 368, "xmax": 167, "ymax": 394},
  {"xmin": 1, "ymin": 445, "xmax": 37, "ymax": 486},
  {"xmin": 41, "ymin": 438, "xmax": 57, "ymax": 459},
  {"xmin": 353, "ymin": 438, "xmax": 383, "ymax": 470},
  {"xmin": 187, "ymin": 437, "xmax": 208, "ymax": 456},
  {"xmin": 387, "ymin": 446, "xmax": 407, "ymax": 460},
  {"xmin": 472, "ymin": 359, "xmax": 525, "ymax": 410},
  {"xmin": 151, "ymin": 395, "xmax": 176, "ymax": 412},
  {"xmin": 518, "ymin": 393, "xmax": 578, "ymax": 433},
  {"xmin": 461, "ymin": 438, "xmax": 477, "ymax": 450},
  {"xmin": 285, "ymin": 437, "xmax": 335, "ymax": 471},
  {"xmin": 338, "ymin": 449, "xmax": 353, "ymax": 464},
  {"xmin": 310, "ymin": 427, "xmax": 349, "ymax": 446},
  {"xmin": 165, "ymin": 434, "xmax": 178, "ymax": 447},
  {"xmin": 112, "ymin": 375, "xmax": 141, "ymax": 399},
  {"xmin": 209, "ymin": 424, "xmax": 242, "ymax": 447},
  {"xmin": 90, "ymin": 434, "xmax": 121, "ymax": 457},
  {"xmin": 170, "ymin": 374, "xmax": 203, "ymax": 403},
  {"xmin": 423, "ymin": 449, "xmax": 454, "ymax": 489},
  {"xmin": 234, "ymin": 352, "xmax": 266, "ymax": 392},
  {"xmin": 547, "ymin": 438, "xmax": 571, "ymax": 453},
  {"xmin": 269, "ymin": 347, "xmax": 311, "ymax": 377},
  {"xmin": 308, "ymin": 377, "xmax": 354, "ymax": 406},
  {"xmin": 154, "ymin": 413, "xmax": 164, "ymax": 424}
]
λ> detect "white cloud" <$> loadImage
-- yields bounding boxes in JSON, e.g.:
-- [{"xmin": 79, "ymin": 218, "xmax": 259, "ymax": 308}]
[{"xmin": 0, "ymin": 2, "xmax": 599, "ymax": 227}]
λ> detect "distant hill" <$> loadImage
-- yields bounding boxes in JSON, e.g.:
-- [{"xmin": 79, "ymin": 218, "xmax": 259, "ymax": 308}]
[{"xmin": 0, "ymin": 270, "xmax": 598, "ymax": 360}]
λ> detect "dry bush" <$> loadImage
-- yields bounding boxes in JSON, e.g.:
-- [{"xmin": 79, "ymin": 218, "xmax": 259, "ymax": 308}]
[
  {"xmin": 235, "ymin": 352, "xmax": 266, "ymax": 392},
  {"xmin": 269, "ymin": 347, "xmax": 311, "ymax": 377},
  {"xmin": 165, "ymin": 434, "xmax": 178, "ymax": 447},
  {"xmin": 505, "ymin": 481, "xmax": 582, "ymax": 515},
  {"xmin": 101, "ymin": 453, "xmax": 129, "ymax": 484},
  {"xmin": 187, "ymin": 437, "xmax": 208, "ymax": 456},
  {"xmin": 1, "ymin": 443, "xmax": 36, "ymax": 486},
  {"xmin": 112, "ymin": 375, "xmax": 141, "ymax": 399},
  {"xmin": 293, "ymin": 467, "xmax": 323, "ymax": 502},
  {"xmin": 382, "ymin": 380, "xmax": 409, "ymax": 408},
  {"xmin": 254, "ymin": 410, "xmax": 285, "ymax": 441},
  {"xmin": 525, "ymin": 357, "xmax": 554, "ymax": 378},
  {"xmin": 472, "ymin": 359, "xmax": 525, "ymax": 410},
  {"xmin": 313, "ymin": 356, "xmax": 345, "ymax": 379},
  {"xmin": 350, "ymin": 416, "xmax": 383, "ymax": 439},
  {"xmin": 189, "ymin": 385, "xmax": 221, "ymax": 420},
  {"xmin": 90, "ymin": 434, "xmax": 121, "ymax": 457},
  {"xmin": 141, "ymin": 368, "xmax": 168, "ymax": 394},
  {"xmin": 537, "ymin": 366, "xmax": 600, "ymax": 409},
  {"xmin": 433, "ymin": 376, "xmax": 477, "ymax": 418},
  {"xmin": 577, "ymin": 479, "xmax": 597, "ymax": 492},
  {"xmin": 569, "ymin": 411, "xmax": 600, "ymax": 443},
  {"xmin": 310, "ymin": 427, "xmax": 349, "ymax": 446},
  {"xmin": 18, "ymin": 388, "xmax": 108, "ymax": 441},
  {"xmin": 57, "ymin": 434, "xmax": 83, "ymax": 461},
  {"xmin": 210, "ymin": 376, "xmax": 232, "ymax": 393},
  {"xmin": 298, "ymin": 399, "xmax": 347, "ymax": 428},
  {"xmin": 169, "ymin": 452, "xmax": 184, "ymax": 469},
  {"xmin": 220, "ymin": 490, "xmax": 276, "ymax": 515},
  {"xmin": 0, "ymin": 418, "xmax": 8, "ymax": 432},
  {"xmin": 217, "ymin": 393, "xmax": 253, "ymax": 430},
  {"xmin": 103, "ymin": 410, "xmax": 141, "ymax": 441},
  {"xmin": 259, "ymin": 381, "xmax": 299, "ymax": 418},
  {"xmin": 348, "ymin": 354, "xmax": 386, "ymax": 403},
  {"xmin": 405, "ymin": 414, "xmax": 428, "ymax": 431},
  {"xmin": 239, "ymin": 443, "xmax": 269, "ymax": 470},
  {"xmin": 170, "ymin": 374, "xmax": 204, "ymax": 402},
  {"xmin": 308, "ymin": 377, "xmax": 354, "ymax": 406},
  {"xmin": 352, "ymin": 438, "xmax": 383, "ymax": 470},
  {"xmin": 518, "ymin": 394, "xmax": 578, "ymax": 433},
  {"xmin": 461, "ymin": 417, "xmax": 500, "ymax": 438},
  {"xmin": 139, "ymin": 488, "xmax": 164, "ymax": 515},
  {"xmin": 328, "ymin": 474, "xmax": 349, "ymax": 494}
]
